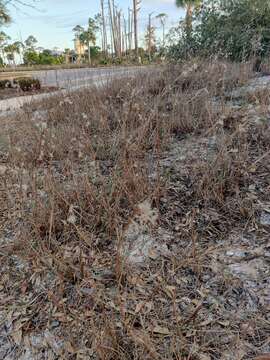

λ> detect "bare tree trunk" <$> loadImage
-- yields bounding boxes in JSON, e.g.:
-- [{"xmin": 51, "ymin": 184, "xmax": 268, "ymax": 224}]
[
  {"xmin": 88, "ymin": 41, "xmax": 91, "ymax": 65},
  {"xmin": 101, "ymin": 0, "xmax": 108, "ymax": 55},
  {"xmin": 100, "ymin": 27, "xmax": 104, "ymax": 54},
  {"xmin": 162, "ymin": 23, "xmax": 165, "ymax": 47},
  {"xmin": 117, "ymin": 11, "xmax": 122, "ymax": 56},
  {"xmin": 148, "ymin": 13, "xmax": 154, "ymax": 61},
  {"xmin": 148, "ymin": 14, "xmax": 151, "ymax": 60},
  {"xmin": 112, "ymin": 0, "xmax": 120, "ymax": 57},
  {"xmin": 108, "ymin": 0, "xmax": 117, "ymax": 56},
  {"xmin": 128, "ymin": 8, "xmax": 132, "ymax": 54},
  {"xmin": 133, "ymin": 0, "xmax": 139, "ymax": 60},
  {"xmin": 100, "ymin": 3, "xmax": 104, "ymax": 53},
  {"xmin": 123, "ymin": 14, "xmax": 128, "ymax": 56},
  {"xmin": 186, "ymin": 4, "xmax": 193, "ymax": 36},
  {"xmin": 110, "ymin": 26, "xmax": 114, "ymax": 56}
]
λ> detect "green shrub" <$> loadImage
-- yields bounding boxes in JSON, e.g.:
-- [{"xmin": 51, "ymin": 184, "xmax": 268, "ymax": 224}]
[
  {"xmin": 0, "ymin": 79, "xmax": 10, "ymax": 89},
  {"xmin": 99, "ymin": 58, "xmax": 109, "ymax": 65},
  {"xmin": 16, "ymin": 77, "xmax": 41, "ymax": 91},
  {"xmin": 24, "ymin": 50, "xmax": 65, "ymax": 66},
  {"xmin": 112, "ymin": 57, "xmax": 123, "ymax": 65},
  {"xmin": 167, "ymin": 0, "xmax": 270, "ymax": 62}
]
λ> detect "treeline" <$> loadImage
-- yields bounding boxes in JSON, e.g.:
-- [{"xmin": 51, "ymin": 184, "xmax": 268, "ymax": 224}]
[
  {"xmin": 168, "ymin": 0, "xmax": 270, "ymax": 62},
  {"xmin": 0, "ymin": 34, "xmax": 65, "ymax": 66},
  {"xmin": 2, "ymin": 0, "xmax": 269, "ymax": 67},
  {"xmin": 0, "ymin": 0, "xmax": 170, "ymax": 67},
  {"xmin": 71, "ymin": 1, "xmax": 168, "ymax": 65}
]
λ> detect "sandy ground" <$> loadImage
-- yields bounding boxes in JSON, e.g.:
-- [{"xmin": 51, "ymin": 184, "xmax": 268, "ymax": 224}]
[{"xmin": 0, "ymin": 69, "xmax": 269, "ymax": 360}]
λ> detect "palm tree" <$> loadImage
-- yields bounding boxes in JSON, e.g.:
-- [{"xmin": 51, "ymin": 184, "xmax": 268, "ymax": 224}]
[
  {"xmin": 79, "ymin": 18, "xmax": 98, "ymax": 65},
  {"xmin": 0, "ymin": 31, "xmax": 9, "ymax": 44},
  {"xmin": 79, "ymin": 30, "xmax": 92, "ymax": 65},
  {"xmin": 73, "ymin": 25, "xmax": 84, "ymax": 39},
  {"xmin": 175, "ymin": 0, "xmax": 201, "ymax": 35},
  {"xmin": 13, "ymin": 41, "xmax": 24, "ymax": 64},
  {"xmin": 156, "ymin": 13, "xmax": 168, "ymax": 47},
  {"xmin": 25, "ymin": 35, "xmax": 38, "ymax": 50},
  {"xmin": 4, "ymin": 44, "xmax": 17, "ymax": 65},
  {"xmin": 0, "ymin": 2, "xmax": 11, "ymax": 25},
  {"xmin": 0, "ymin": 31, "xmax": 10, "ymax": 64},
  {"xmin": 145, "ymin": 24, "xmax": 156, "ymax": 59}
]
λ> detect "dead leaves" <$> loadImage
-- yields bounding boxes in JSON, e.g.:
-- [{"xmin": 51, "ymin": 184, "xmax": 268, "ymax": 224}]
[
  {"xmin": 152, "ymin": 325, "xmax": 170, "ymax": 336},
  {"xmin": 0, "ymin": 164, "xmax": 7, "ymax": 175},
  {"xmin": 1, "ymin": 64, "xmax": 270, "ymax": 360},
  {"xmin": 255, "ymin": 355, "xmax": 270, "ymax": 360},
  {"xmin": 135, "ymin": 200, "xmax": 159, "ymax": 226},
  {"xmin": 135, "ymin": 301, "xmax": 152, "ymax": 314},
  {"xmin": 130, "ymin": 329, "xmax": 160, "ymax": 359},
  {"xmin": 163, "ymin": 285, "xmax": 176, "ymax": 299},
  {"xmin": 11, "ymin": 328, "xmax": 23, "ymax": 345}
]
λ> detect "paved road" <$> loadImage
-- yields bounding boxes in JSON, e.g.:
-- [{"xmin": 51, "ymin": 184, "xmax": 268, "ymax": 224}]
[
  {"xmin": 8, "ymin": 65, "xmax": 148, "ymax": 88},
  {"xmin": 0, "ymin": 65, "xmax": 151, "ymax": 112}
]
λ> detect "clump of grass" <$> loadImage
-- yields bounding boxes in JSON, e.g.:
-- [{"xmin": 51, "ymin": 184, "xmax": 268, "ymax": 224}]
[{"xmin": 1, "ymin": 59, "xmax": 269, "ymax": 359}]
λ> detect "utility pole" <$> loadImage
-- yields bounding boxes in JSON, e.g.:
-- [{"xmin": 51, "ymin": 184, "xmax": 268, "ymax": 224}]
[{"xmin": 133, "ymin": 0, "xmax": 140, "ymax": 61}]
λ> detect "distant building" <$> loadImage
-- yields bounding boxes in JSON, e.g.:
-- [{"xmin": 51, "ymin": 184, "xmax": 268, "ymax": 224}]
[
  {"xmin": 74, "ymin": 38, "xmax": 87, "ymax": 62},
  {"xmin": 65, "ymin": 50, "xmax": 76, "ymax": 64}
]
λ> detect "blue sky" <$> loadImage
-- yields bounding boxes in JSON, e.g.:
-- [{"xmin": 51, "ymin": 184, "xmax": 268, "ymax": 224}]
[{"xmin": 5, "ymin": 0, "xmax": 184, "ymax": 50}]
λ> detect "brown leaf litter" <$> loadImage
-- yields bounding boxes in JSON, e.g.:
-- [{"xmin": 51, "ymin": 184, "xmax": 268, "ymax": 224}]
[{"xmin": 0, "ymin": 61, "xmax": 270, "ymax": 359}]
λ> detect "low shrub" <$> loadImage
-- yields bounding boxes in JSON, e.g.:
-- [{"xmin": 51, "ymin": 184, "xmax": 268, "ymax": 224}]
[
  {"xmin": 16, "ymin": 77, "xmax": 41, "ymax": 91},
  {"xmin": 0, "ymin": 79, "xmax": 11, "ymax": 89},
  {"xmin": 0, "ymin": 77, "xmax": 41, "ymax": 91}
]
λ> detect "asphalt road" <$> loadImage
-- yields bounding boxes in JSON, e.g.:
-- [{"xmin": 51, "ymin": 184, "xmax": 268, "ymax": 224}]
[
  {"xmin": 0, "ymin": 65, "xmax": 151, "ymax": 111},
  {"xmin": 23, "ymin": 65, "xmax": 148, "ymax": 88}
]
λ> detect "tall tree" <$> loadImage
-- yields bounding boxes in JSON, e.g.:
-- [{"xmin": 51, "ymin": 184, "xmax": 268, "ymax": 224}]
[
  {"xmin": 4, "ymin": 42, "xmax": 21, "ymax": 65},
  {"xmin": 73, "ymin": 25, "xmax": 84, "ymax": 62},
  {"xmin": 147, "ymin": 12, "xmax": 154, "ymax": 60},
  {"xmin": 79, "ymin": 18, "xmax": 98, "ymax": 65},
  {"xmin": 0, "ymin": 30, "xmax": 9, "ymax": 44},
  {"xmin": 133, "ymin": 0, "xmax": 140, "ymax": 60},
  {"xmin": 25, "ymin": 35, "xmax": 38, "ymax": 50},
  {"xmin": 108, "ymin": 0, "xmax": 122, "ymax": 57},
  {"xmin": 156, "ymin": 13, "xmax": 168, "ymax": 47},
  {"xmin": 145, "ymin": 22, "xmax": 156, "ymax": 60},
  {"xmin": 95, "ymin": 13, "xmax": 104, "ymax": 53},
  {"xmin": 0, "ymin": 31, "xmax": 10, "ymax": 63},
  {"xmin": 128, "ymin": 7, "xmax": 133, "ymax": 53},
  {"xmin": 0, "ymin": 1, "xmax": 11, "ymax": 25},
  {"xmin": 1, "ymin": 1, "xmax": 38, "ymax": 26},
  {"xmin": 100, "ymin": 0, "xmax": 108, "ymax": 55},
  {"xmin": 13, "ymin": 40, "xmax": 24, "ymax": 63},
  {"xmin": 73, "ymin": 25, "xmax": 84, "ymax": 39},
  {"xmin": 175, "ymin": 0, "xmax": 201, "ymax": 35}
]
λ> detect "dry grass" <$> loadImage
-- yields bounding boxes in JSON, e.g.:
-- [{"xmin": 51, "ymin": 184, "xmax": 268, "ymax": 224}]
[{"xmin": 0, "ymin": 59, "xmax": 269, "ymax": 360}]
